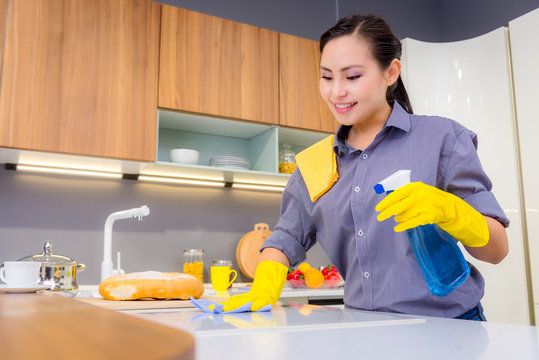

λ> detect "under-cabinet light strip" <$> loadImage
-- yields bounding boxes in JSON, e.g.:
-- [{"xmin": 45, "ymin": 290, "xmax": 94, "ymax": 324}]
[
  {"xmin": 138, "ymin": 175, "xmax": 225, "ymax": 187},
  {"xmin": 139, "ymin": 170, "xmax": 223, "ymax": 182},
  {"xmin": 17, "ymin": 161, "xmax": 118, "ymax": 173},
  {"xmin": 9, "ymin": 163, "xmax": 286, "ymax": 191},
  {"xmin": 16, "ymin": 164, "xmax": 122, "ymax": 179},
  {"xmin": 232, "ymin": 183, "xmax": 285, "ymax": 192}
]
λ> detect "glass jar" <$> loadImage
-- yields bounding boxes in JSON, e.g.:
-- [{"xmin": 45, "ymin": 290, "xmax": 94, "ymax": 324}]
[
  {"xmin": 279, "ymin": 144, "xmax": 297, "ymax": 174},
  {"xmin": 183, "ymin": 249, "xmax": 204, "ymax": 282}
]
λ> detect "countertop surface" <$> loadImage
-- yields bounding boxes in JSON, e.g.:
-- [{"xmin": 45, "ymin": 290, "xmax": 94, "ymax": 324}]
[
  {"xmin": 125, "ymin": 304, "xmax": 539, "ymax": 360},
  {"xmin": 2, "ymin": 290, "xmax": 538, "ymax": 359}
]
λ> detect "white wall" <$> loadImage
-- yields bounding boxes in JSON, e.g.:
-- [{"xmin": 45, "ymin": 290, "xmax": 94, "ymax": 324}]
[
  {"xmin": 401, "ymin": 27, "xmax": 530, "ymax": 325},
  {"xmin": 508, "ymin": 8, "xmax": 539, "ymax": 325}
]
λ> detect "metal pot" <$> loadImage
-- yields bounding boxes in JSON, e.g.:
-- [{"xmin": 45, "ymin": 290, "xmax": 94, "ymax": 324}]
[{"xmin": 18, "ymin": 241, "xmax": 86, "ymax": 290}]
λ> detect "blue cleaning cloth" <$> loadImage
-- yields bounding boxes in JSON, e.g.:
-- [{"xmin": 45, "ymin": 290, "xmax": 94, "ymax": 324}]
[{"xmin": 189, "ymin": 297, "xmax": 272, "ymax": 314}]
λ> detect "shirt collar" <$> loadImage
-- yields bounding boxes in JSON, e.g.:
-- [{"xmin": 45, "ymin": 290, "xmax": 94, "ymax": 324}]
[{"xmin": 333, "ymin": 101, "xmax": 411, "ymax": 156}]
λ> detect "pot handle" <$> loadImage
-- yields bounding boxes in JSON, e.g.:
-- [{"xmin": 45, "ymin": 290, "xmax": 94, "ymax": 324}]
[{"xmin": 77, "ymin": 263, "xmax": 86, "ymax": 271}]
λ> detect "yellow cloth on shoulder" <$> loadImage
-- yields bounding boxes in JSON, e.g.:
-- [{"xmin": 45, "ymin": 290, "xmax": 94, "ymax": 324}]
[{"xmin": 295, "ymin": 135, "xmax": 338, "ymax": 202}]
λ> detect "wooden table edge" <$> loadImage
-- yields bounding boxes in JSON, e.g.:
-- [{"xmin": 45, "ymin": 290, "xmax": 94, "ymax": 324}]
[{"xmin": 0, "ymin": 292, "xmax": 195, "ymax": 360}]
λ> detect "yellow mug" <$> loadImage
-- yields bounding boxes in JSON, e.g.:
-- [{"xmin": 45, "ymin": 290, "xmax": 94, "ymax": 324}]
[{"xmin": 211, "ymin": 265, "xmax": 237, "ymax": 291}]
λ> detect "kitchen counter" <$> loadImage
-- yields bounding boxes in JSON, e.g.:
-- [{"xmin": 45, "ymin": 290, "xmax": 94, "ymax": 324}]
[
  {"xmin": 206, "ymin": 284, "xmax": 344, "ymax": 305},
  {"xmin": 77, "ymin": 284, "xmax": 345, "ymax": 306},
  {"xmin": 3, "ymin": 291, "xmax": 538, "ymax": 359},
  {"xmin": 124, "ymin": 304, "xmax": 539, "ymax": 359}
]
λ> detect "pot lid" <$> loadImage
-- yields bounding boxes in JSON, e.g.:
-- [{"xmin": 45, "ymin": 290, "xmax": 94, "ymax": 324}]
[{"xmin": 18, "ymin": 241, "xmax": 79, "ymax": 264}]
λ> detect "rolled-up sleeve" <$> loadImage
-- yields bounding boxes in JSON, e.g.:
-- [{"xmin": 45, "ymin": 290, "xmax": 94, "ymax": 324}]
[
  {"xmin": 442, "ymin": 127, "xmax": 510, "ymax": 227},
  {"xmin": 260, "ymin": 171, "xmax": 317, "ymax": 266}
]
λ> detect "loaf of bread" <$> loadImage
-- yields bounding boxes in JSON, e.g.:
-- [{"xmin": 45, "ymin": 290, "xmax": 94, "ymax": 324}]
[{"xmin": 99, "ymin": 271, "xmax": 204, "ymax": 300}]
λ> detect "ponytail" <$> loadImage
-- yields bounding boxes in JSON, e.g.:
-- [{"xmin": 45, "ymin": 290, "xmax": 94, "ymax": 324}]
[{"xmin": 387, "ymin": 76, "xmax": 413, "ymax": 114}]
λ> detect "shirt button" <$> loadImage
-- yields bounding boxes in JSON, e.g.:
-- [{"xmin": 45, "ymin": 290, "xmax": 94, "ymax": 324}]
[
  {"xmin": 364, "ymin": 272, "xmax": 370, "ymax": 278},
  {"xmin": 362, "ymin": 153, "xmax": 368, "ymax": 160},
  {"xmin": 357, "ymin": 229, "xmax": 364, "ymax": 236},
  {"xmin": 354, "ymin": 186, "xmax": 360, "ymax": 192}
]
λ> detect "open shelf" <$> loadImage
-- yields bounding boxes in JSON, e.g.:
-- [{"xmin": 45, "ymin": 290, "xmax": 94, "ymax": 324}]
[
  {"xmin": 278, "ymin": 126, "xmax": 330, "ymax": 157},
  {"xmin": 149, "ymin": 109, "xmax": 332, "ymax": 187}
]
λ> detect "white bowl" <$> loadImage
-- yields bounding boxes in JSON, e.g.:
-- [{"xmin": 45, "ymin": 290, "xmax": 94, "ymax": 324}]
[{"xmin": 170, "ymin": 149, "xmax": 200, "ymax": 164}]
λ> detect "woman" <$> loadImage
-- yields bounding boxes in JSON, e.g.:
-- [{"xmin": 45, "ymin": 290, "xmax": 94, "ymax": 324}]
[{"xmin": 219, "ymin": 14, "xmax": 509, "ymax": 320}]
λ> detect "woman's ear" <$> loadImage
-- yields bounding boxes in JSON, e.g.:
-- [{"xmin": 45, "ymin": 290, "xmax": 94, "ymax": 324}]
[{"xmin": 385, "ymin": 59, "xmax": 402, "ymax": 87}]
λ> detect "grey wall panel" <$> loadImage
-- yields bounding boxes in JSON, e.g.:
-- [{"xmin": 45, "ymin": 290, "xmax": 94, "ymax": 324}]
[
  {"xmin": 338, "ymin": 0, "xmax": 441, "ymax": 41},
  {"xmin": 0, "ymin": 169, "xmax": 330, "ymax": 284},
  {"xmin": 158, "ymin": 0, "xmax": 539, "ymax": 43},
  {"xmin": 156, "ymin": 0, "xmax": 337, "ymax": 41},
  {"xmin": 438, "ymin": 0, "xmax": 539, "ymax": 42}
]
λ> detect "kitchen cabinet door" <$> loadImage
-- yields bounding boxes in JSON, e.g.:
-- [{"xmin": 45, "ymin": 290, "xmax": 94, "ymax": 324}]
[
  {"xmin": 279, "ymin": 33, "xmax": 336, "ymax": 133},
  {"xmin": 0, "ymin": 0, "xmax": 6, "ymax": 62},
  {"xmin": 0, "ymin": 0, "xmax": 160, "ymax": 162},
  {"xmin": 159, "ymin": 6, "xmax": 279, "ymax": 125}
]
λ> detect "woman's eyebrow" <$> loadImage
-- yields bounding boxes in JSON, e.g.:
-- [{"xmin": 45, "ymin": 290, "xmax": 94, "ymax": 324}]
[{"xmin": 320, "ymin": 65, "xmax": 365, "ymax": 72}]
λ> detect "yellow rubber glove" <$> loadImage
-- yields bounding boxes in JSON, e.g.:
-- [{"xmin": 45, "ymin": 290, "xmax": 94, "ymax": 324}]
[
  {"xmin": 375, "ymin": 182, "xmax": 489, "ymax": 247},
  {"xmin": 295, "ymin": 135, "xmax": 338, "ymax": 202},
  {"xmin": 217, "ymin": 260, "xmax": 288, "ymax": 312}
]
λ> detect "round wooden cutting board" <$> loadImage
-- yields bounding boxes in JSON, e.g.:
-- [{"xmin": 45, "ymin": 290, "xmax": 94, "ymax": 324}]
[{"xmin": 236, "ymin": 223, "xmax": 272, "ymax": 279}]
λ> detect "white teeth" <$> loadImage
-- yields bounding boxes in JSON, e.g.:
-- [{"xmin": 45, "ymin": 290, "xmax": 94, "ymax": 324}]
[{"xmin": 335, "ymin": 102, "xmax": 357, "ymax": 109}]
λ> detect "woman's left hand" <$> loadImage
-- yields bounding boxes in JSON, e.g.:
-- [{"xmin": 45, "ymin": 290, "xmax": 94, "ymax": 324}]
[{"xmin": 375, "ymin": 182, "xmax": 489, "ymax": 247}]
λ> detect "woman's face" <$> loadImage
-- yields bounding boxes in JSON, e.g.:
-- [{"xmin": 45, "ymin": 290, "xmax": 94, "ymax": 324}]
[{"xmin": 320, "ymin": 35, "xmax": 392, "ymax": 127}]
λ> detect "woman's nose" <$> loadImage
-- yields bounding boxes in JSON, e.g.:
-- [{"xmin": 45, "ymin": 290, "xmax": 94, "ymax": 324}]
[{"xmin": 332, "ymin": 81, "xmax": 347, "ymax": 98}]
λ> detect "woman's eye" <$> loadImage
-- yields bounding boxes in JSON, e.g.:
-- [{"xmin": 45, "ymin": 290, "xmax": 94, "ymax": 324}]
[
  {"xmin": 347, "ymin": 74, "xmax": 361, "ymax": 80},
  {"xmin": 321, "ymin": 75, "xmax": 332, "ymax": 80}
]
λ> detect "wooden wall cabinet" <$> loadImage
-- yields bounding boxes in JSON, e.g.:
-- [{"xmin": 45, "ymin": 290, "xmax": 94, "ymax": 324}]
[
  {"xmin": 159, "ymin": 6, "xmax": 279, "ymax": 125},
  {"xmin": 279, "ymin": 33, "xmax": 337, "ymax": 133},
  {"xmin": 0, "ymin": 0, "xmax": 6, "ymax": 63},
  {"xmin": 0, "ymin": 0, "xmax": 161, "ymax": 162},
  {"xmin": 0, "ymin": 1, "xmax": 333, "ymax": 169}
]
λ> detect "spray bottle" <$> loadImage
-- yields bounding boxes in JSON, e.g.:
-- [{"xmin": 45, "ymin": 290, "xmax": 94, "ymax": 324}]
[{"xmin": 374, "ymin": 170, "xmax": 470, "ymax": 296}]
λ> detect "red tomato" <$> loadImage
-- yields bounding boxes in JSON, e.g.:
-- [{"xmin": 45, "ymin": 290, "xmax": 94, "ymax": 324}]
[
  {"xmin": 324, "ymin": 271, "xmax": 342, "ymax": 288},
  {"xmin": 321, "ymin": 264, "xmax": 338, "ymax": 277},
  {"xmin": 287, "ymin": 269, "xmax": 305, "ymax": 288}
]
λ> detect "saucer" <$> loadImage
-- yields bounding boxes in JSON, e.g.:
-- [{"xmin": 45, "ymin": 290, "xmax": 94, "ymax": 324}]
[{"xmin": 0, "ymin": 284, "xmax": 50, "ymax": 293}]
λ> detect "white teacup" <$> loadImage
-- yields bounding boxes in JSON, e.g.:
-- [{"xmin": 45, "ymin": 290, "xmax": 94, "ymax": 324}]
[{"xmin": 0, "ymin": 261, "xmax": 42, "ymax": 287}]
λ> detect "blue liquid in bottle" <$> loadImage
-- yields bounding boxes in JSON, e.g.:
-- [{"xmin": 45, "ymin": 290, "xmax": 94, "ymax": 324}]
[{"xmin": 407, "ymin": 224, "xmax": 470, "ymax": 296}]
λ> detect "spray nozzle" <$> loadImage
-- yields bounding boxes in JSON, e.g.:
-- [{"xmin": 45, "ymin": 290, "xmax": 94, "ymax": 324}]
[{"xmin": 374, "ymin": 170, "xmax": 411, "ymax": 194}]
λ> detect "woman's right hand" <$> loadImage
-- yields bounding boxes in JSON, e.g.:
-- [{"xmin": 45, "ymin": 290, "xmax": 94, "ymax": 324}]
[{"xmin": 216, "ymin": 260, "xmax": 288, "ymax": 312}]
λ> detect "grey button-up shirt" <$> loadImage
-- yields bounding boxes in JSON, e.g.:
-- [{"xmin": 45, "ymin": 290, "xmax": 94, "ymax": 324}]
[{"xmin": 262, "ymin": 101, "xmax": 509, "ymax": 318}]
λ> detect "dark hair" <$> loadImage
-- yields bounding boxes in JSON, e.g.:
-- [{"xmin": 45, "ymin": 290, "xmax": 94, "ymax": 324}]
[{"xmin": 320, "ymin": 15, "xmax": 413, "ymax": 114}]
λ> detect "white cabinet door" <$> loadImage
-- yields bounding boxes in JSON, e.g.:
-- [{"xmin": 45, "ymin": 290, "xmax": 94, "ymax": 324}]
[
  {"xmin": 401, "ymin": 28, "xmax": 530, "ymax": 325},
  {"xmin": 509, "ymin": 8, "xmax": 539, "ymax": 326}
]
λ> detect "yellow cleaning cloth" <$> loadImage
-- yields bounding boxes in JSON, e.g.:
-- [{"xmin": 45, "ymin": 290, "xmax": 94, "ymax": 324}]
[{"xmin": 295, "ymin": 135, "xmax": 338, "ymax": 202}]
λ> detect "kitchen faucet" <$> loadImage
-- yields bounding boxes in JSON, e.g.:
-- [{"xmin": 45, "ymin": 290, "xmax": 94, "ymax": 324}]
[{"xmin": 101, "ymin": 205, "xmax": 150, "ymax": 281}]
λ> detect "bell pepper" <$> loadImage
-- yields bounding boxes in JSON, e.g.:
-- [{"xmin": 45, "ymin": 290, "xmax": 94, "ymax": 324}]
[
  {"xmin": 286, "ymin": 269, "xmax": 305, "ymax": 288},
  {"xmin": 321, "ymin": 264, "xmax": 342, "ymax": 288},
  {"xmin": 321, "ymin": 264, "xmax": 338, "ymax": 277}
]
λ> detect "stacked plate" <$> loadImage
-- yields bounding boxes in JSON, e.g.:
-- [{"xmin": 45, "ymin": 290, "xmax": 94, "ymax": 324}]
[{"xmin": 209, "ymin": 156, "xmax": 249, "ymax": 170}]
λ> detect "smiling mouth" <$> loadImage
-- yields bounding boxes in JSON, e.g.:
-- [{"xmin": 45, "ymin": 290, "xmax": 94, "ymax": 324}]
[{"xmin": 333, "ymin": 102, "xmax": 358, "ymax": 112}]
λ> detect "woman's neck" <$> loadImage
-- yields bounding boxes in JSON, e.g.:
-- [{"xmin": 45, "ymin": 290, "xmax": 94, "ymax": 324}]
[{"xmin": 347, "ymin": 102, "xmax": 392, "ymax": 150}]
